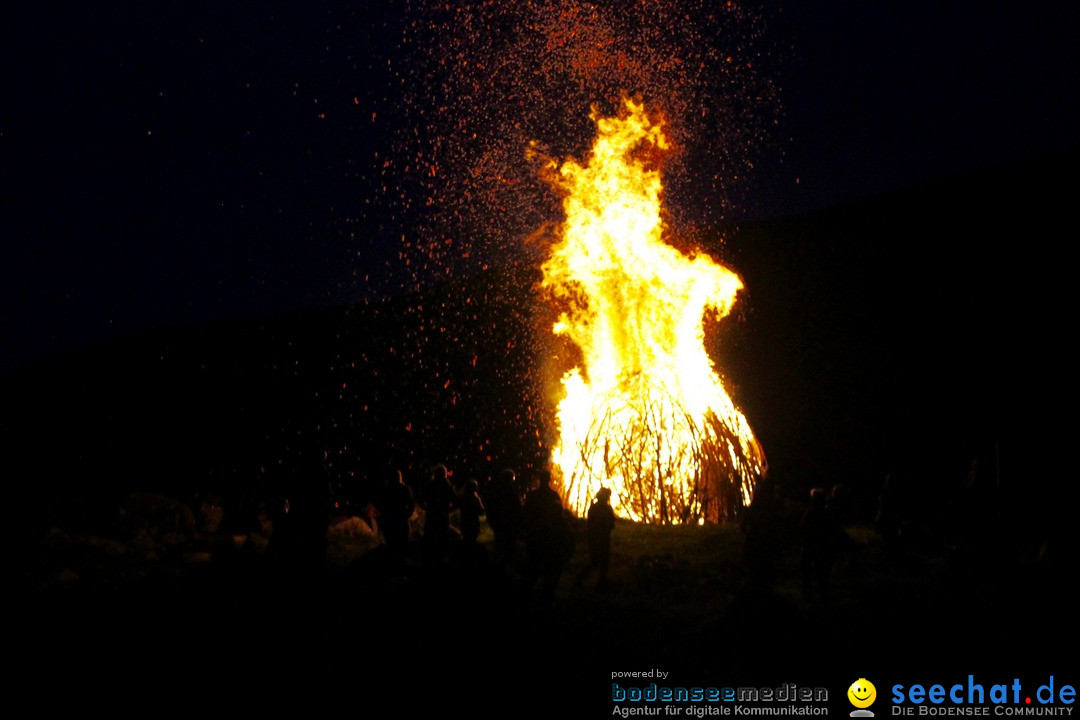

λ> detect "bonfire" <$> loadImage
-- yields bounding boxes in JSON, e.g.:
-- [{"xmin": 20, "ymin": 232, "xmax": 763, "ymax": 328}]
[{"xmin": 537, "ymin": 98, "xmax": 766, "ymax": 524}]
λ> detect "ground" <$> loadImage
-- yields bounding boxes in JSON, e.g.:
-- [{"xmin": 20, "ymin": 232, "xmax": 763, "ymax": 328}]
[{"xmin": 14, "ymin": 492, "xmax": 1073, "ymax": 714}]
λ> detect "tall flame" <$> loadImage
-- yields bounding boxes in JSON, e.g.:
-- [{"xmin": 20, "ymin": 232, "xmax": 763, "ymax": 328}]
[{"xmin": 539, "ymin": 98, "xmax": 766, "ymax": 524}]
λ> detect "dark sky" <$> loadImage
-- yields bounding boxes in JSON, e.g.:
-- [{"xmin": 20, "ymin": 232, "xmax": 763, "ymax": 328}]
[{"xmin": 2, "ymin": 0, "xmax": 1077, "ymax": 372}]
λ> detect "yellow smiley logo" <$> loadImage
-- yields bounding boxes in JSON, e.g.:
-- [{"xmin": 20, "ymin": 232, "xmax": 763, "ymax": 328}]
[{"xmin": 848, "ymin": 679, "xmax": 877, "ymax": 709}]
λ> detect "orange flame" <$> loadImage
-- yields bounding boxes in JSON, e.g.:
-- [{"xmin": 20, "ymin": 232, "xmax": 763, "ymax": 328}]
[{"xmin": 538, "ymin": 98, "xmax": 765, "ymax": 524}]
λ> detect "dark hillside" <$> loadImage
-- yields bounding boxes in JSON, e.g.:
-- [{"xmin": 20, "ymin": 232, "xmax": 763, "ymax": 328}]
[
  {"xmin": 5, "ymin": 147, "xmax": 1075, "ymax": 550},
  {"xmin": 4, "ymin": 262, "xmax": 553, "ymax": 538},
  {"xmin": 717, "ymin": 146, "xmax": 1076, "ymax": 532}
]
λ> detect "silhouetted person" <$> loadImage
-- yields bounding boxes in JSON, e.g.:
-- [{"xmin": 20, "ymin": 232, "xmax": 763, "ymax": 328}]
[
  {"xmin": 875, "ymin": 471, "xmax": 904, "ymax": 563},
  {"xmin": 267, "ymin": 446, "xmax": 331, "ymax": 575},
  {"xmin": 456, "ymin": 478, "xmax": 485, "ymax": 545},
  {"xmin": 522, "ymin": 470, "xmax": 574, "ymax": 603},
  {"xmin": 481, "ymin": 468, "xmax": 524, "ymax": 574},
  {"xmin": 800, "ymin": 487, "xmax": 841, "ymax": 602},
  {"xmin": 421, "ymin": 463, "xmax": 456, "ymax": 570},
  {"xmin": 378, "ymin": 468, "xmax": 416, "ymax": 566},
  {"xmin": 828, "ymin": 483, "xmax": 849, "ymax": 525},
  {"xmin": 960, "ymin": 454, "xmax": 999, "ymax": 553},
  {"xmin": 741, "ymin": 475, "xmax": 783, "ymax": 596},
  {"xmin": 576, "ymin": 487, "xmax": 615, "ymax": 589},
  {"xmin": 450, "ymin": 477, "xmax": 488, "ymax": 575}
]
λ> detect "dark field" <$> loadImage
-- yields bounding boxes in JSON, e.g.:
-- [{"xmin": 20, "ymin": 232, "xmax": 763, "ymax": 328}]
[{"xmin": 14, "ymin": 497, "xmax": 1072, "ymax": 714}]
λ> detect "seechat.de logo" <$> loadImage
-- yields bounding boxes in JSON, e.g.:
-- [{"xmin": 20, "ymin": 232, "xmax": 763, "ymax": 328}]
[{"xmin": 891, "ymin": 676, "xmax": 1075, "ymax": 716}]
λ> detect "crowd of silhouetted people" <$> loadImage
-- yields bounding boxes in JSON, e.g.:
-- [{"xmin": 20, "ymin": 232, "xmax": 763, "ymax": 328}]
[
  {"xmin": 195, "ymin": 437, "xmax": 1061, "ymax": 616},
  {"xmin": 392, "ymin": 462, "xmax": 586, "ymax": 603},
  {"xmin": 243, "ymin": 452, "xmax": 604, "ymax": 604}
]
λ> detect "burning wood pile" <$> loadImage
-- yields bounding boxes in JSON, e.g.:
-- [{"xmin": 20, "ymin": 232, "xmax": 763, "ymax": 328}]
[{"xmin": 537, "ymin": 99, "xmax": 766, "ymax": 524}]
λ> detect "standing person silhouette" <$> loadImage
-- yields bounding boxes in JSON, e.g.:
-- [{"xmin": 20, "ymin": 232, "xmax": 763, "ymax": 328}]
[
  {"xmin": 448, "ymin": 477, "xmax": 487, "ymax": 576},
  {"xmin": 421, "ymin": 463, "xmax": 455, "ymax": 570},
  {"xmin": 522, "ymin": 470, "xmax": 574, "ymax": 603},
  {"xmin": 378, "ymin": 468, "xmax": 416, "ymax": 567},
  {"xmin": 576, "ymin": 487, "xmax": 615, "ymax": 589},
  {"xmin": 800, "ymin": 487, "xmax": 842, "ymax": 602},
  {"xmin": 480, "ymin": 468, "xmax": 524, "ymax": 575}
]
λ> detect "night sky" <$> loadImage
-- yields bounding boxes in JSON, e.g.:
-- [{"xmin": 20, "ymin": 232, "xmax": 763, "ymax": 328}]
[{"xmin": 3, "ymin": 0, "xmax": 1077, "ymax": 373}]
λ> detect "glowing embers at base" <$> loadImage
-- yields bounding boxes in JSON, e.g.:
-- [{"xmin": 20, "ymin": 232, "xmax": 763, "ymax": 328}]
[{"xmin": 539, "ymin": 98, "xmax": 765, "ymax": 524}]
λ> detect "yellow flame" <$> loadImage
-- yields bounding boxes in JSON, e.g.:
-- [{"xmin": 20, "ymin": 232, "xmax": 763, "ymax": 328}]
[{"xmin": 539, "ymin": 98, "xmax": 766, "ymax": 524}]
